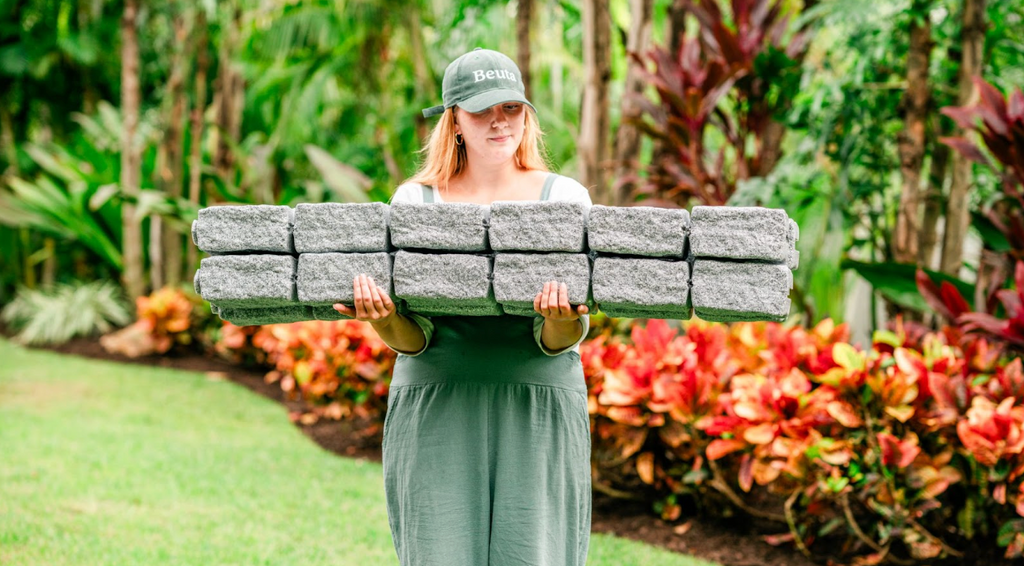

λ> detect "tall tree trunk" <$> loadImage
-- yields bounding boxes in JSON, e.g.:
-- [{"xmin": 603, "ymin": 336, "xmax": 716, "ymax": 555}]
[
  {"xmin": 186, "ymin": 9, "xmax": 209, "ymax": 285},
  {"xmin": 940, "ymin": 0, "xmax": 986, "ymax": 276},
  {"xmin": 211, "ymin": 0, "xmax": 242, "ymax": 183},
  {"xmin": 160, "ymin": 8, "xmax": 189, "ymax": 287},
  {"xmin": 919, "ymin": 115, "xmax": 950, "ymax": 269},
  {"xmin": 120, "ymin": 0, "xmax": 145, "ymax": 299},
  {"xmin": 894, "ymin": 0, "xmax": 932, "ymax": 265},
  {"xmin": 407, "ymin": 4, "xmax": 434, "ymax": 146},
  {"xmin": 516, "ymin": 0, "xmax": 533, "ymax": 101},
  {"xmin": 613, "ymin": 0, "xmax": 654, "ymax": 206},
  {"xmin": 579, "ymin": 0, "xmax": 612, "ymax": 203}
]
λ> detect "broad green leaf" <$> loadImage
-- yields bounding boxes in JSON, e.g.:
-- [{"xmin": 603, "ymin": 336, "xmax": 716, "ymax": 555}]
[
  {"xmin": 842, "ymin": 259, "xmax": 976, "ymax": 312},
  {"xmin": 303, "ymin": 144, "xmax": 371, "ymax": 203}
]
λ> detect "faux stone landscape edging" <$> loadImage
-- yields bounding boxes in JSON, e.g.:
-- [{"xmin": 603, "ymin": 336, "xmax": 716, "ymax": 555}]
[{"xmin": 191, "ymin": 202, "xmax": 798, "ymax": 325}]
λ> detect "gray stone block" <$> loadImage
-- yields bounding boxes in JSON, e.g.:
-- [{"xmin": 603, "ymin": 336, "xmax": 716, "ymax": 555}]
[
  {"xmin": 293, "ymin": 202, "xmax": 390, "ymax": 253},
  {"xmin": 194, "ymin": 205, "xmax": 295, "ymax": 254},
  {"xmin": 492, "ymin": 253, "xmax": 594, "ymax": 311},
  {"xmin": 588, "ymin": 205, "xmax": 689, "ymax": 257},
  {"xmin": 216, "ymin": 305, "xmax": 312, "ymax": 326},
  {"xmin": 690, "ymin": 259, "xmax": 792, "ymax": 322},
  {"xmin": 197, "ymin": 255, "xmax": 296, "ymax": 308},
  {"xmin": 689, "ymin": 206, "xmax": 792, "ymax": 262},
  {"xmin": 592, "ymin": 257, "xmax": 691, "ymax": 319},
  {"xmin": 392, "ymin": 250, "xmax": 495, "ymax": 308},
  {"xmin": 389, "ymin": 201, "xmax": 489, "ymax": 251},
  {"xmin": 296, "ymin": 252, "xmax": 394, "ymax": 305},
  {"xmin": 489, "ymin": 201, "xmax": 588, "ymax": 252}
]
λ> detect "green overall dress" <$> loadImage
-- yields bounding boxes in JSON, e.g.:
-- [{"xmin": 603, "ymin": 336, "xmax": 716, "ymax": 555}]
[{"xmin": 382, "ymin": 174, "xmax": 593, "ymax": 566}]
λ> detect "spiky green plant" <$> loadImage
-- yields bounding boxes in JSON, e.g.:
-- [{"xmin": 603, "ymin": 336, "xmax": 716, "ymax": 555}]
[{"xmin": 1, "ymin": 280, "xmax": 132, "ymax": 346}]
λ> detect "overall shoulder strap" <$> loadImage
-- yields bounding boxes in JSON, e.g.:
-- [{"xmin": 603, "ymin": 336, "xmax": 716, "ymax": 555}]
[
  {"xmin": 539, "ymin": 172, "xmax": 558, "ymax": 201},
  {"xmin": 421, "ymin": 185, "xmax": 434, "ymax": 203}
]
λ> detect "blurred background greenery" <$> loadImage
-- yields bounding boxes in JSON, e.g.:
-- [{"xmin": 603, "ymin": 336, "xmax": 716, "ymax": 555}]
[{"xmin": 0, "ymin": 0, "xmax": 1021, "ymax": 348}]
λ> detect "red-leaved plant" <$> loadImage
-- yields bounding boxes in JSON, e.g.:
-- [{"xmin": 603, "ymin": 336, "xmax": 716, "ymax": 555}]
[{"xmin": 582, "ymin": 315, "xmax": 1024, "ymax": 563}]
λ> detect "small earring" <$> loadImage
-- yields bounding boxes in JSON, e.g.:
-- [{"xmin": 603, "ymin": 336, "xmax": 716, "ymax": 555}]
[{"xmin": 455, "ymin": 133, "xmax": 463, "ymax": 145}]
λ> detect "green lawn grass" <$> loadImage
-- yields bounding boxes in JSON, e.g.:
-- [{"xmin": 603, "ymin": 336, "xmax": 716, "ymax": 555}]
[{"xmin": 0, "ymin": 338, "xmax": 719, "ymax": 566}]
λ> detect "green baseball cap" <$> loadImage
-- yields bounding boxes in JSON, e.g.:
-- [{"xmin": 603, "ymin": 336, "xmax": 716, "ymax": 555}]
[{"xmin": 422, "ymin": 47, "xmax": 536, "ymax": 118}]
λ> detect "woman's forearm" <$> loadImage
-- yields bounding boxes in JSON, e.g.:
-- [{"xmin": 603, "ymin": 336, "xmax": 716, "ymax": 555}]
[
  {"xmin": 371, "ymin": 312, "xmax": 426, "ymax": 354},
  {"xmin": 540, "ymin": 318, "xmax": 584, "ymax": 351}
]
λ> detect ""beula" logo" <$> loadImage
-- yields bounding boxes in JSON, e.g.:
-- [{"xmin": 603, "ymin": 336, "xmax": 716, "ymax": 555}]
[{"xmin": 473, "ymin": 69, "xmax": 517, "ymax": 83}]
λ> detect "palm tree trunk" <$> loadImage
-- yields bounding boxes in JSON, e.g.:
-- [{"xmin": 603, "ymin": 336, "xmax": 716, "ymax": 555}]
[
  {"xmin": 613, "ymin": 0, "xmax": 653, "ymax": 206},
  {"xmin": 186, "ymin": 9, "xmax": 209, "ymax": 285},
  {"xmin": 894, "ymin": 0, "xmax": 932, "ymax": 265},
  {"xmin": 161, "ymin": 8, "xmax": 190, "ymax": 287},
  {"xmin": 120, "ymin": 0, "xmax": 145, "ymax": 299},
  {"xmin": 919, "ymin": 115, "xmax": 950, "ymax": 269},
  {"xmin": 579, "ymin": 0, "xmax": 612, "ymax": 203},
  {"xmin": 940, "ymin": 0, "xmax": 986, "ymax": 276},
  {"xmin": 516, "ymin": 0, "xmax": 533, "ymax": 101}
]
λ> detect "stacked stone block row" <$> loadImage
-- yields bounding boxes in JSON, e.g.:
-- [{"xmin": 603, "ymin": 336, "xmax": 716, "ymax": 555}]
[
  {"xmin": 191, "ymin": 200, "xmax": 798, "ymax": 326},
  {"xmin": 688, "ymin": 206, "xmax": 798, "ymax": 322}
]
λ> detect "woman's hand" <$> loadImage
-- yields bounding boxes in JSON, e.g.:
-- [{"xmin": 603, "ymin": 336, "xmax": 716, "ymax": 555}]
[
  {"xmin": 333, "ymin": 274, "xmax": 399, "ymax": 327},
  {"xmin": 534, "ymin": 280, "xmax": 589, "ymax": 321}
]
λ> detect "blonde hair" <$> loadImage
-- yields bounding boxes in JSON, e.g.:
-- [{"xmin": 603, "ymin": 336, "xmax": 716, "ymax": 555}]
[{"xmin": 404, "ymin": 106, "xmax": 551, "ymax": 192}]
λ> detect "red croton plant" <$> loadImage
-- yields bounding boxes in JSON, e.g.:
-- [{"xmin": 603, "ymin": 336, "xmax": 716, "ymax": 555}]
[
  {"xmin": 580, "ymin": 315, "xmax": 1024, "ymax": 564},
  {"xmin": 218, "ymin": 318, "xmax": 397, "ymax": 426}
]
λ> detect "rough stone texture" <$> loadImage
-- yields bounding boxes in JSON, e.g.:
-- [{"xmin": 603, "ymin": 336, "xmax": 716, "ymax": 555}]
[
  {"xmin": 194, "ymin": 205, "xmax": 295, "ymax": 254},
  {"xmin": 296, "ymin": 252, "xmax": 394, "ymax": 305},
  {"xmin": 588, "ymin": 205, "xmax": 689, "ymax": 257},
  {"xmin": 392, "ymin": 250, "xmax": 497, "ymax": 315},
  {"xmin": 489, "ymin": 201, "xmax": 588, "ymax": 252},
  {"xmin": 197, "ymin": 255, "xmax": 296, "ymax": 308},
  {"xmin": 389, "ymin": 201, "xmax": 489, "ymax": 251},
  {"xmin": 592, "ymin": 256, "xmax": 691, "ymax": 319},
  {"xmin": 690, "ymin": 259, "xmax": 792, "ymax": 322},
  {"xmin": 689, "ymin": 206, "xmax": 792, "ymax": 263},
  {"xmin": 216, "ymin": 305, "xmax": 312, "ymax": 326},
  {"xmin": 293, "ymin": 202, "xmax": 390, "ymax": 253},
  {"xmin": 492, "ymin": 253, "xmax": 594, "ymax": 311}
]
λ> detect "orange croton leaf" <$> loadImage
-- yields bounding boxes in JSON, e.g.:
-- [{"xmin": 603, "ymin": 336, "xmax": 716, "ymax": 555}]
[
  {"xmin": 706, "ymin": 438, "xmax": 747, "ymax": 460},
  {"xmin": 636, "ymin": 451, "xmax": 656, "ymax": 484},
  {"xmin": 877, "ymin": 432, "xmax": 921, "ymax": 469},
  {"xmin": 826, "ymin": 400, "xmax": 864, "ymax": 428}
]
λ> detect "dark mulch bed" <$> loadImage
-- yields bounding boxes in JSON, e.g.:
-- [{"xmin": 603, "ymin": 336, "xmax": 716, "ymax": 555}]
[{"xmin": 9, "ymin": 330, "xmax": 1016, "ymax": 566}]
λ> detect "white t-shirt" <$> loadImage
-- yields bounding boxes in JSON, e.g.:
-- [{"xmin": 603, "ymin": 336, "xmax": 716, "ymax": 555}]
[
  {"xmin": 389, "ymin": 174, "xmax": 593, "ymax": 207},
  {"xmin": 387, "ymin": 173, "xmax": 592, "ymax": 358}
]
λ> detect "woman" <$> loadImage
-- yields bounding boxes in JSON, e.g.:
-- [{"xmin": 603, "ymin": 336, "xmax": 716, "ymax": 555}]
[{"xmin": 334, "ymin": 47, "xmax": 592, "ymax": 566}]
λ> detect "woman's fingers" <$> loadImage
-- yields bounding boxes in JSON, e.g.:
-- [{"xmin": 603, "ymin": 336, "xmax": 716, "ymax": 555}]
[
  {"xmin": 558, "ymin": 282, "xmax": 571, "ymax": 317},
  {"xmin": 539, "ymin": 280, "xmax": 551, "ymax": 313},
  {"xmin": 369, "ymin": 276, "xmax": 391, "ymax": 318},
  {"xmin": 353, "ymin": 274, "xmax": 366, "ymax": 319}
]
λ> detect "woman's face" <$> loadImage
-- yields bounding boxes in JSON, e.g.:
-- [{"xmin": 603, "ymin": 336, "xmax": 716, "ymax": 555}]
[{"xmin": 453, "ymin": 102, "xmax": 527, "ymax": 166}]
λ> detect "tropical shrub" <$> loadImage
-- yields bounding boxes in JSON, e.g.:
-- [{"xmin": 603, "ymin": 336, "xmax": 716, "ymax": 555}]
[
  {"xmin": 1, "ymin": 279, "xmax": 132, "ymax": 345},
  {"xmin": 917, "ymin": 259, "xmax": 1024, "ymax": 354},
  {"xmin": 581, "ymin": 315, "xmax": 1024, "ymax": 562},
  {"xmin": 940, "ymin": 77, "xmax": 1024, "ymax": 262},
  {"xmin": 99, "ymin": 285, "xmax": 217, "ymax": 357},
  {"xmin": 235, "ymin": 320, "xmax": 396, "ymax": 423}
]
